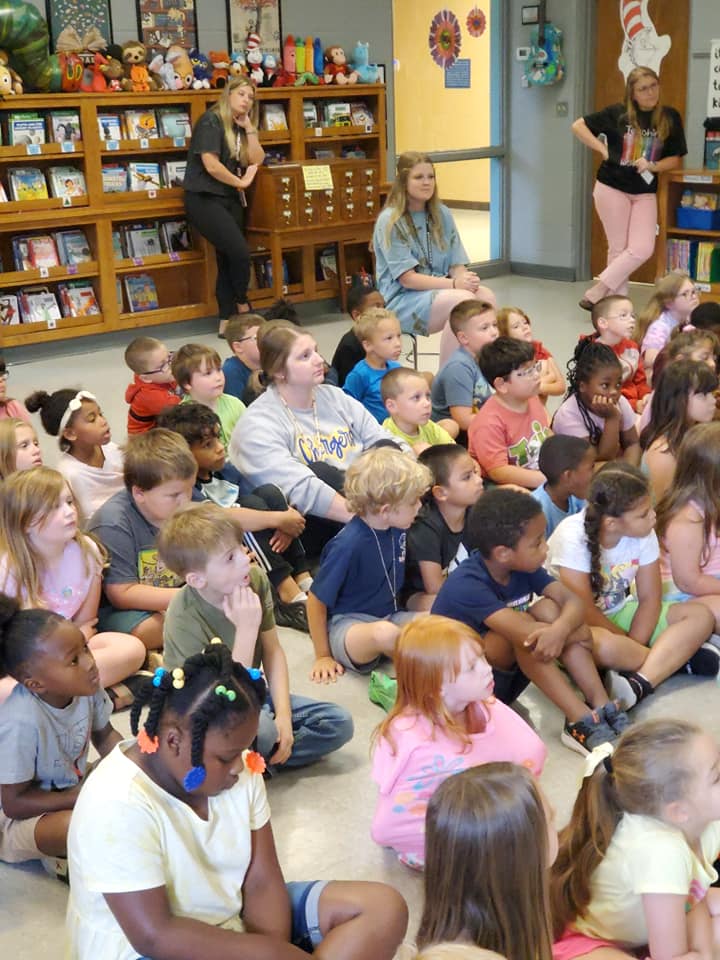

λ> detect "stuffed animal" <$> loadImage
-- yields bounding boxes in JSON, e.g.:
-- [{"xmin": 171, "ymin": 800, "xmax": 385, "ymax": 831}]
[
  {"xmin": 246, "ymin": 32, "xmax": 264, "ymax": 85},
  {"xmin": 229, "ymin": 50, "xmax": 247, "ymax": 78},
  {"xmin": 189, "ymin": 48, "xmax": 212, "ymax": 89},
  {"xmin": 261, "ymin": 52, "xmax": 278, "ymax": 87},
  {"xmin": 80, "ymin": 50, "xmax": 109, "ymax": 92},
  {"xmin": 122, "ymin": 40, "xmax": 157, "ymax": 92},
  {"xmin": 149, "ymin": 52, "xmax": 183, "ymax": 91},
  {"xmin": 351, "ymin": 41, "xmax": 379, "ymax": 83},
  {"xmin": 323, "ymin": 46, "xmax": 358, "ymax": 85},
  {"xmin": 166, "ymin": 44, "xmax": 194, "ymax": 89},
  {"xmin": 99, "ymin": 50, "xmax": 125, "ymax": 91},
  {"xmin": 0, "ymin": 49, "xmax": 22, "ymax": 94},
  {"xmin": 209, "ymin": 50, "xmax": 230, "ymax": 88}
]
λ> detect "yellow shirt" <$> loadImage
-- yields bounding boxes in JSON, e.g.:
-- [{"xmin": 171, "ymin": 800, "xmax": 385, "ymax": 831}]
[{"xmin": 382, "ymin": 417, "xmax": 455, "ymax": 447}]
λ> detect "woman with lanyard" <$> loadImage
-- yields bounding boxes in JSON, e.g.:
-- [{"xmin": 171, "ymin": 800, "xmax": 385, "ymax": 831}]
[
  {"xmin": 372, "ymin": 151, "xmax": 496, "ymax": 366},
  {"xmin": 184, "ymin": 76, "xmax": 265, "ymax": 336},
  {"xmin": 572, "ymin": 66, "xmax": 687, "ymax": 311}
]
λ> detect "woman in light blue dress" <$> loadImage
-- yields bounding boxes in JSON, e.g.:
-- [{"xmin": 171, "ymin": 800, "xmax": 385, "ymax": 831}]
[{"xmin": 373, "ymin": 151, "xmax": 495, "ymax": 366}]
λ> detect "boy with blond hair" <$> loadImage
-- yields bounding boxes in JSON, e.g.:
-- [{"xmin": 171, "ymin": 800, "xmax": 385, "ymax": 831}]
[
  {"xmin": 124, "ymin": 336, "xmax": 179, "ymax": 434},
  {"xmin": 87, "ymin": 429, "xmax": 197, "ymax": 651},
  {"xmin": 343, "ymin": 307, "xmax": 404, "ymax": 422},
  {"xmin": 158, "ymin": 501, "xmax": 352, "ymax": 768},
  {"xmin": 381, "ymin": 367, "xmax": 456, "ymax": 455},
  {"xmin": 172, "ymin": 343, "xmax": 245, "ymax": 450},
  {"xmin": 589, "ymin": 295, "xmax": 650, "ymax": 412},
  {"xmin": 308, "ymin": 446, "xmax": 432, "ymax": 682},
  {"xmin": 222, "ymin": 312, "xmax": 265, "ymax": 405}
]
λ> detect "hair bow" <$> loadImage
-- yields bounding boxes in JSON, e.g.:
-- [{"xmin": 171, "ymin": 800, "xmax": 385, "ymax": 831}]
[{"xmin": 580, "ymin": 741, "xmax": 615, "ymax": 785}]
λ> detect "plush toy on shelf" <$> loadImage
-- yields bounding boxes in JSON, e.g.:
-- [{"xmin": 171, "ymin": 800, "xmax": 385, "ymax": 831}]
[
  {"xmin": 246, "ymin": 32, "xmax": 264, "ymax": 85},
  {"xmin": 149, "ymin": 51, "xmax": 183, "ymax": 90},
  {"xmin": 209, "ymin": 50, "xmax": 230, "ymax": 88},
  {"xmin": 121, "ymin": 40, "xmax": 157, "ymax": 92},
  {"xmin": 189, "ymin": 48, "xmax": 213, "ymax": 88},
  {"xmin": 166, "ymin": 44, "xmax": 194, "ymax": 89},
  {"xmin": 261, "ymin": 52, "xmax": 278, "ymax": 86},
  {"xmin": 229, "ymin": 50, "xmax": 247, "ymax": 78},
  {"xmin": 0, "ymin": 49, "xmax": 23, "ymax": 94},
  {"xmin": 100, "ymin": 47, "xmax": 125, "ymax": 91},
  {"xmin": 323, "ymin": 46, "xmax": 358, "ymax": 85},
  {"xmin": 351, "ymin": 41, "xmax": 379, "ymax": 83}
]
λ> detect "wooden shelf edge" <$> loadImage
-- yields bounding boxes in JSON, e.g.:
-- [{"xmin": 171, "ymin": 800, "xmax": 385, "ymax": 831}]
[
  {"xmin": 114, "ymin": 252, "xmax": 204, "ymax": 273},
  {"xmin": 0, "ymin": 313, "xmax": 103, "ymax": 345},
  {"xmin": 0, "ymin": 262, "xmax": 99, "ymax": 287},
  {"xmin": 0, "ymin": 143, "xmax": 85, "ymax": 159}
]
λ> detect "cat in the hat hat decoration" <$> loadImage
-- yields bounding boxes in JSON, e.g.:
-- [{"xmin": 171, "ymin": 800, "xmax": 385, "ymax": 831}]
[
  {"xmin": 618, "ymin": 0, "xmax": 671, "ymax": 79},
  {"xmin": 246, "ymin": 32, "xmax": 265, "ymax": 85}
]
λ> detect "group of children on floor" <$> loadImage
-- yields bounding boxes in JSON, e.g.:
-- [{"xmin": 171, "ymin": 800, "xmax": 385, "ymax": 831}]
[{"xmin": 2, "ymin": 273, "xmax": 720, "ymax": 960}]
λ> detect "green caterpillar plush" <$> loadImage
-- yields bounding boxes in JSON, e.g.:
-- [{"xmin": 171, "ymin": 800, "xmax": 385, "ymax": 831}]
[{"xmin": 0, "ymin": 0, "xmax": 82, "ymax": 92}]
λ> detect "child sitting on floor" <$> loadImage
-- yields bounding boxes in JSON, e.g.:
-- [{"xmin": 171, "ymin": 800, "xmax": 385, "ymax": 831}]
[
  {"xmin": 403, "ymin": 445, "xmax": 483, "ymax": 612},
  {"xmin": 551, "ymin": 719, "xmax": 720, "ymax": 960},
  {"xmin": 496, "ymin": 306, "xmax": 564, "ymax": 403},
  {"xmin": 158, "ymin": 501, "xmax": 352, "ymax": 770},
  {"xmin": 552, "ymin": 339, "xmax": 640, "ymax": 467},
  {"xmin": 331, "ymin": 284, "xmax": 386, "ymax": 387},
  {"xmin": 587, "ymin": 295, "xmax": 650, "ymax": 412},
  {"xmin": 0, "ymin": 418, "xmax": 43, "ymax": 479},
  {"xmin": 371, "ymin": 615, "xmax": 546, "ymax": 869},
  {"xmin": 532, "ymin": 435, "xmax": 594, "ymax": 537},
  {"xmin": 639, "ymin": 326, "xmax": 719, "ymax": 432},
  {"xmin": 307, "ymin": 446, "xmax": 432, "ymax": 683},
  {"xmin": 0, "ymin": 595, "xmax": 121, "ymax": 879},
  {"xmin": 343, "ymin": 307, "xmax": 404, "ymax": 423},
  {"xmin": 173, "ymin": 343, "xmax": 245, "ymax": 451},
  {"xmin": 432, "ymin": 488, "xmax": 629, "ymax": 754},
  {"xmin": 124, "ymin": 336, "xmax": 179, "ymax": 435},
  {"xmin": 382, "ymin": 367, "xmax": 456, "ymax": 455},
  {"xmin": 87, "ymin": 429, "xmax": 196, "ymax": 653},
  {"xmin": 431, "ymin": 299, "xmax": 498, "ymax": 438},
  {"xmin": 222, "ymin": 312, "xmax": 266, "ymax": 405},
  {"xmin": 0, "ymin": 354, "xmax": 30, "ymax": 423},
  {"xmin": 469, "ymin": 337, "xmax": 551, "ymax": 489},
  {"xmin": 636, "ymin": 272, "xmax": 700, "ymax": 376},
  {"xmin": 65, "ymin": 640, "xmax": 408, "ymax": 960},
  {"xmin": 26, "ymin": 388, "xmax": 124, "ymax": 526}
]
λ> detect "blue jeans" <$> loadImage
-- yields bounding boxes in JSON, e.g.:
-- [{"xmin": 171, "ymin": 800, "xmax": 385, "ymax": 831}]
[{"xmin": 257, "ymin": 694, "xmax": 353, "ymax": 769}]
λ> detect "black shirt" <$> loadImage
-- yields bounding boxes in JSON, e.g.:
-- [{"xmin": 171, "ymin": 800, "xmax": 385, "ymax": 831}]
[
  {"xmin": 403, "ymin": 501, "xmax": 468, "ymax": 598},
  {"xmin": 184, "ymin": 111, "xmax": 244, "ymax": 198},
  {"xmin": 583, "ymin": 103, "xmax": 687, "ymax": 195},
  {"xmin": 331, "ymin": 328, "xmax": 365, "ymax": 387}
]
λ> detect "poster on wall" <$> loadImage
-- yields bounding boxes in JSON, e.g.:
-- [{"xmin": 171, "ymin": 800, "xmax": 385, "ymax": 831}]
[
  {"xmin": 708, "ymin": 38, "xmax": 720, "ymax": 117},
  {"xmin": 227, "ymin": 0, "xmax": 281, "ymax": 59},
  {"xmin": 137, "ymin": 0, "xmax": 198, "ymax": 55},
  {"xmin": 617, "ymin": 0, "xmax": 671, "ymax": 79},
  {"xmin": 46, "ymin": 0, "xmax": 113, "ymax": 49}
]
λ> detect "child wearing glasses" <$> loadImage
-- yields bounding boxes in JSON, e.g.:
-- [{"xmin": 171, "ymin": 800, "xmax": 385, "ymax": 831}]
[
  {"xmin": 0, "ymin": 355, "xmax": 30, "ymax": 423},
  {"xmin": 222, "ymin": 313, "xmax": 265, "ymax": 406},
  {"xmin": 586, "ymin": 296, "xmax": 651, "ymax": 413},
  {"xmin": 124, "ymin": 336, "xmax": 180, "ymax": 435},
  {"xmin": 25, "ymin": 389, "xmax": 125, "ymax": 526},
  {"xmin": 635, "ymin": 273, "xmax": 700, "ymax": 379},
  {"xmin": 468, "ymin": 338, "xmax": 552, "ymax": 489}
]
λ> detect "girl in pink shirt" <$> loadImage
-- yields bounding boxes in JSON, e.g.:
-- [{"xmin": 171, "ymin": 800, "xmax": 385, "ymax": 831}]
[
  {"xmin": 0, "ymin": 467, "xmax": 145, "ymax": 706},
  {"xmin": 0, "ymin": 418, "xmax": 43, "ymax": 480},
  {"xmin": 0, "ymin": 356, "xmax": 30, "ymax": 423},
  {"xmin": 636, "ymin": 272, "xmax": 700, "ymax": 376},
  {"xmin": 371, "ymin": 615, "xmax": 546, "ymax": 869}
]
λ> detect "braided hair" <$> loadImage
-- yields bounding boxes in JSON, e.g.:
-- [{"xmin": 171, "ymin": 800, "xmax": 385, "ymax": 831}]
[
  {"xmin": 562, "ymin": 340, "xmax": 622, "ymax": 447},
  {"xmin": 0, "ymin": 592, "xmax": 64, "ymax": 680},
  {"xmin": 584, "ymin": 463, "xmax": 649, "ymax": 598},
  {"xmin": 130, "ymin": 640, "xmax": 267, "ymax": 790}
]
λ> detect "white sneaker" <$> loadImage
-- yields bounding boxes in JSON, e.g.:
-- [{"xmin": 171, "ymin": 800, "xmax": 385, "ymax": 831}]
[{"xmin": 40, "ymin": 855, "xmax": 69, "ymax": 884}]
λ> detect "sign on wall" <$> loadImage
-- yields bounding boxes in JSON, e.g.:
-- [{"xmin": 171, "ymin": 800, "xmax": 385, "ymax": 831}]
[{"xmin": 708, "ymin": 39, "xmax": 720, "ymax": 118}]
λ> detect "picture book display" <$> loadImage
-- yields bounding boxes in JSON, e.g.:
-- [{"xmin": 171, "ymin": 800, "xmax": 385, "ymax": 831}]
[
  {"xmin": 57, "ymin": 282, "xmax": 100, "ymax": 317},
  {"xmin": 56, "ymin": 229, "xmax": 92, "ymax": 265},
  {"xmin": 7, "ymin": 113, "xmax": 46, "ymax": 146},
  {"xmin": 48, "ymin": 111, "xmax": 81, "ymax": 143},
  {"xmin": 157, "ymin": 109, "xmax": 192, "ymax": 139},
  {"xmin": 98, "ymin": 113, "xmax": 123, "ymax": 141},
  {"xmin": 27, "ymin": 235, "xmax": 60, "ymax": 269},
  {"xmin": 7, "ymin": 167, "xmax": 49, "ymax": 201},
  {"xmin": 102, "ymin": 164, "xmax": 128, "ymax": 193},
  {"xmin": 128, "ymin": 162, "xmax": 162, "ymax": 192},
  {"xmin": 19, "ymin": 287, "xmax": 62, "ymax": 324},
  {"xmin": 124, "ymin": 274, "xmax": 159, "ymax": 312},
  {"xmin": 0, "ymin": 294, "xmax": 20, "ymax": 326},
  {"xmin": 162, "ymin": 160, "xmax": 186, "ymax": 188},
  {"xmin": 262, "ymin": 104, "xmax": 288, "ymax": 131},
  {"xmin": 124, "ymin": 109, "xmax": 159, "ymax": 140},
  {"xmin": 47, "ymin": 166, "xmax": 87, "ymax": 199},
  {"xmin": 161, "ymin": 220, "xmax": 191, "ymax": 252}
]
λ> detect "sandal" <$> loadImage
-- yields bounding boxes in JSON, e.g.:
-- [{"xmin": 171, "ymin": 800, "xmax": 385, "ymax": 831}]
[{"xmin": 578, "ymin": 298, "xmax": 594, "ymax": 312}]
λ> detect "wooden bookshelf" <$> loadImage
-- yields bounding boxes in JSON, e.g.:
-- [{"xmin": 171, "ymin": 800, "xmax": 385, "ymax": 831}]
[{"xmin": 657, "ymin": 168, "xmax": 720, "ymax": 302}]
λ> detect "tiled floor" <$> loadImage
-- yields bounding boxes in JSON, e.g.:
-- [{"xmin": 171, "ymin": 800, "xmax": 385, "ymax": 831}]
[{"xmin": 3, "ymin": 274, "xmax": 720, "ymax": 957}]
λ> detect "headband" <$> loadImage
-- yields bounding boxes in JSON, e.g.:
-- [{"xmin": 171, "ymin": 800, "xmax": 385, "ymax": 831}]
[
  {"xmin": 58, "ymin": 390, "xmax": 96, "ymax": 436},
  {"xmin": 580, "ymin": 741, "xmax": 615, "ymax": 784}
]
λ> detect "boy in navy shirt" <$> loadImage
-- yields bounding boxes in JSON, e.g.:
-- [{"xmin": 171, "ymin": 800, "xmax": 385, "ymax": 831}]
[
  {"xmin": 432, "ymin": 488, "xmax": 627, "ymax": 754},
  {"xmin": 222, "ymin": 313, "xmax": 265, "ymax": 405},
  {"xmin": 307, "ymin": 446, "xmax": 432, "ymax": 683}
]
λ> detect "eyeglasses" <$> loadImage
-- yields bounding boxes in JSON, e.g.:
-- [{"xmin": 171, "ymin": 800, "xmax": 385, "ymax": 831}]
[
  {"xmin": 678, "ymin": 288, "xmax": 700, "ymax": 299},
  {"xmin": 635, "ymin": 82, "xmax": 659, "ymax": 94},
  {"xmin": 141, "ymin": 352, "xmax": 174, "ymax": 376},
  {"xmin": 514, "ymin": 361, "xmax": 542, "ymax": 379},
  {"xmin": 238, "ymin": 334, "xmax": 257, "ymax": 343}
]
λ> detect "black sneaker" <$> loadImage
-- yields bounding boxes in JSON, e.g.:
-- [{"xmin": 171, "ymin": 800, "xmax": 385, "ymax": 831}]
[
  {"xmin": 614, "ymin": 670, "xmax": 654, "ymax": 707},
  {"xmin": 684, "ymin": 643, "xmax": 720, "ymax": 677},
  {"xmin": 600, "ymin": 700, "xmax": 631, "ymax": 735},
  {"xmin": 274, "ymin": 600, "xmax": 309, "ymax": 633},
  {"xmin": 561, "ymin": 709, "xmax": 616, "ymax": 756}
]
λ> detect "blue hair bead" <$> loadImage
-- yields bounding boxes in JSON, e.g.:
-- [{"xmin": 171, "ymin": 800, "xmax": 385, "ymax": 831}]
[
  {"xmin": 152, "ymin": 667, "xmax": 167, "ymax": 688},
  {"xmin": 248, "ymin": 668, "xmax": 262, "ymax": 680},
  {"xmin": 183, "ymin": 765, "xmax": 207, "ymax": 791}
]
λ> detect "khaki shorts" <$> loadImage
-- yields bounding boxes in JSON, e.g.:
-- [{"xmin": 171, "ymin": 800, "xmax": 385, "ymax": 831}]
[{"xmin": 0, "ymin": 809, "xmax": 42, "ymax": 863}]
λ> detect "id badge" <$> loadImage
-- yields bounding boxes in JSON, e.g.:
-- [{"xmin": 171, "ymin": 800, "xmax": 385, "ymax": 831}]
[{"xmin": 238, "ymin": 189, "xmax": 247, "ymax": 207}]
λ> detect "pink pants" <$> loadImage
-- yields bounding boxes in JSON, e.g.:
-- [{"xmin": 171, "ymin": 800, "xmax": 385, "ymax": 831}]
[{"xmin": 585, "ymin": 181, "xmax": 657, "ymax": 303}]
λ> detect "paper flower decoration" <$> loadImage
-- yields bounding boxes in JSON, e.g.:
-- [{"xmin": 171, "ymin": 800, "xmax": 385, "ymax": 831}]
[
  {"xmin": 467, "ymin": 7, "xmax": 486, "ymax": 37},
  {"xmin": 429, "ymin": 9, "xmax": 462, "ymax": 68},
  {"xmin": 245, "ymin": 750, "xmax": 267, "ymax": 775}
]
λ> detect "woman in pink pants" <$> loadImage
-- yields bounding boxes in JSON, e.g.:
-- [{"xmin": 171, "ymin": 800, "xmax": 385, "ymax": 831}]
[{"xmin": 571, "ymin": 67, "xmax": 686, "ymax": 310}]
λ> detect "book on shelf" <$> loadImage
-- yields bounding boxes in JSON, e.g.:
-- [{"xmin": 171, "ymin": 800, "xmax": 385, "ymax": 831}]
[
  {"xmin": 7, "ymin": 167, "xmax": 49, "ymax": 201},
  {"xmin": 27, "ymin": 235, "xmax": 60, "ymax": 269},
  {"xmin": 102, "ymin": 164, "xmax": 128, "ymax": 193},
  {"xmin": 0, "ymin": 180, "xmax": 7, "ymax": 202},
  {"xmin": 7, "ymin": 112, "xmax": 46, "ymax": 146},
  {"xmin": 124, "ymin": 274, "xmax": 159, "ymax": 313},
  {"xmin": 47, "ymin": 165, "xmax": 87, "ymax": 199},
  {"xmin": 160, "ymin": 219, "xmax": 191, "ymax": 252},
  {"xmin": 324, "ymin": 102, "xmax": 352, "ymax": 126},
  {"xmin": 125, "ymin": 224, "xmax": 163, "ymax": 258},
  {"xmin": 349, "ymin": 102, "xmax": 374, "ymax": 126},
  {"xmin": 261, "ymin": 104, "xmax": 288, "ymax": 131},
  {"xmin": 157, "ymin": 109, "xmax": 192, "ymax": 139},
  {"xmin": 19, "ymin": 287, "xmax": 62, "ymax": 324},
  {"xmin": 0, "ymin": 294, "xmax": 20, "ymax": 326},
  {"xmin": 162, "ymin": 160, "xmax": 186, "ymax": 187},
  {"xmin": 55, "ymin": 229, "xmax": 92, "ymax": 266},
  {"xmin": 12, "ymin": 236, "xmax": 32, "ymax": 271},
  {"xmin": 124, "ymin": 109, "xmax": 159, "ymax": 140},
  {"xmin": 116, "ymin": 277, "xmax": 124, "ymax": 311},
  {"xmin": 48, "ymin": 111, "xmax": 81, "ymax": 144},
  {"xmin": 128, "ymin": 161, "xmax": 162, "ymax": 191},
  {"xmin": 318, "ymin": 247, "xmax": 338, "ymax": 281},
  {"xmin": 98, "ymin": 113, "xmax": 124, "ymax": 141},
  {"xmin": 57, "ymin": 281, "xmax": 100, "ymax": 317},
  {"xmin": 303, "ymin": 102, "xmax": 318, "ymax": 128},
  {"xmin": 112, "ymin": 230, "xmax": 126, "ymax": 260}
]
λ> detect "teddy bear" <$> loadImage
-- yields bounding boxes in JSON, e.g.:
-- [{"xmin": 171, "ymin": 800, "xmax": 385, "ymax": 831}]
[
  {"xmin": 189, "ymin": 48, "xmax": 213, "ymax": 89},
  {"xmin": 323, "ymin": 46, "xmax": 358, "ymax": 85},
  {"xmin": 208, "ymin": 51, "xmax": 230, "ymax": 88},
  {"xmin": 0, "ymin": 50, "xmax": 23, "ymax": 95},
  {"xmin": 100, "ymin": 51, "xmax": 126, "ymax": 91},
  {"xmin": 351, "ymin": 41, "xmax": 379, "ymax": 83},
  {"xmin": 166, "ymin": 44, "xmax": 195, "ymax": 89},
  {"xmin": 121, "ymin": 40, "xmax": 158, "ymax": 92}
]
